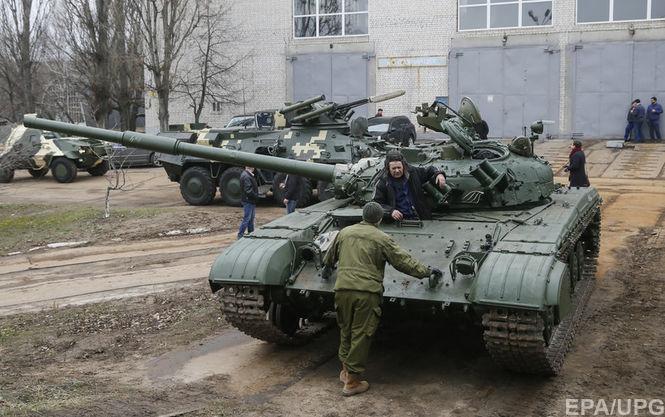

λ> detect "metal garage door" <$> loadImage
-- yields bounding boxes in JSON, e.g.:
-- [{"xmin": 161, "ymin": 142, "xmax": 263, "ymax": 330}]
[
  {"xmin": 291, "ymin": 53, "xmax": 369, "ymax": 116},
  {"xmin": 449, "ymin": 46, "xmax": 560, "ymax": 138},
  {"xmin": 571, "ymin": 41, "xmax": 665, "ymax": 139}
]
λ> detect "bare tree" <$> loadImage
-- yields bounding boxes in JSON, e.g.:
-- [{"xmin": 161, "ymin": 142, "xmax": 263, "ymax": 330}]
[
  {"xmin": 173, "ymin": 0, "xmax": 245, "ymax": 124},
  {"xmin": 133, "ymin": 0, "xmax": 201, "ymax": 131},
  {"xmin": 56, "ymin": 0, "xmax": 113, "ymax": 128},
  {"xmin": 110, "ymin": 0, "xmax": 144, "ymax": 131},
  {"xmin": 0, "ymin": 0, "xmax": 50, "ymax": 121}
]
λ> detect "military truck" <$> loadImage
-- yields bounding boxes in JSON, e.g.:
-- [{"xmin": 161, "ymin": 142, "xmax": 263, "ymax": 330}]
[
  {"xmin": 158, "ymin": 92, "xmax": 404, "ymax": 207},
  {"xmin": 0, "ymin": 124, "xmax": 109, "ymax": 183}
]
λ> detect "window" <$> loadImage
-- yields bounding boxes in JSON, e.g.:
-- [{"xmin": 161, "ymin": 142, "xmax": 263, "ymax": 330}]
[
  {"xmin": 577, "ymin": 0, "xmax": 665, "ymax": 23},
  {"xmin": 459, "ymin": 0, "xmax": 552, "ymax": 31},
  {"xmin": 294, "ymin": 0, "xmax": 368, "ymax": 38},
  {"xmin": 212, "ymin": 102, "xmax": 224, "ymax": 113}
]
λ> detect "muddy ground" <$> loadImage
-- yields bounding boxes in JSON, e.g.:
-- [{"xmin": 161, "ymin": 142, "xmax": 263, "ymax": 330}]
[{"xmin": 1, "ymin": 152, "xmax": 665, "ymax": 417}]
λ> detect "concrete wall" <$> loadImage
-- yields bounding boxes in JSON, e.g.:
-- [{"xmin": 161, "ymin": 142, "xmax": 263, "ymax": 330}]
[{"xmin": 145, "ymin": 0, "xmax": 665, "ymax": 137}]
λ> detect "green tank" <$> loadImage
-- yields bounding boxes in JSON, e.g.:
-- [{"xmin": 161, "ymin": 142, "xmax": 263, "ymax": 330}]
[
  {"xmin": 158, "ymin": 91, "xmax": 404, "ymax": 206},
  {"xmin": 0, "ymin": 124, "xmax": 109, "ymax": 183},
  {"xmin": 23, "ymin": 97, "xmax": 601, "ymax": 375}
]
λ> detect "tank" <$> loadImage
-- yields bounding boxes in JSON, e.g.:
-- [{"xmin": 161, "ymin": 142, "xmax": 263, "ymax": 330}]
[
  {"xmin": 23, "ymin": 97, "xmax": 601, "ymax": 375},
  {"xmin": 157, "ymin": 91, "xmax": 404, "ymax": 206},
  {"xmin": 0, "ymin": 124, "xmax": 109, "ymax": 183}
]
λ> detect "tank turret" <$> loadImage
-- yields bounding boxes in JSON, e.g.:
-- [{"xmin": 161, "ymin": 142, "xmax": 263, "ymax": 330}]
[{"xmin": 23, "ymin": 96, "xmax": 602, "ymax": 376}]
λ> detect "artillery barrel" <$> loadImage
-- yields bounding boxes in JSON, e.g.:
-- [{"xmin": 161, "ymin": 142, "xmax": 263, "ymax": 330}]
[
  {"xmin": 290, "ymin": 104, "xmax": 335, "ymax": 123},
  {"xmin": 279, "ymin": 95, "xmax": 326, "ymax": 114},
  {"xmin": 23, "ymin": 116, "xmax": 336, "ymax": 182}
]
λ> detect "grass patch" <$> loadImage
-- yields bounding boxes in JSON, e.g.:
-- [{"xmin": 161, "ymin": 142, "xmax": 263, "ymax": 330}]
[
  {"xmin": 0, "ymin": 204, "xmax": 165, "ymax": 254},
  {"xmin": 0, "ymin": 326, "xmax": 17, "ymax": 344}
]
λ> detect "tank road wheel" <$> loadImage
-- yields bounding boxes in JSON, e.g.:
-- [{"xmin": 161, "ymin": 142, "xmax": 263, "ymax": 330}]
[
  {"xmin": 28, "ymin": 166, "xmax": 49, "ymax": 178},
  {"xmin": 218, "ymin": 285, "xmax": 332, "ymax": 345},
  {"xmin": 317, "ymin": 181, "xmax": 334, "ymax": 202},
  {"xmin": 482, "ymin": 207, "xmax": 601, "ymax": 375},
  {"xmin": 0, "ymin": 167, "xmax": 15, "ymax": 183},
  {"xmin": 149, "ymin": 152, "xmax": 162, "ymax": 167},
  {"xmin": 219, "ymin": 167, "xmax": 243, "ymax": 207},
  {"xmin": 87, "ymin": 160, "xmax": 109, "ymax": 176},
  {"xmin": 50, "ymin": 158, "xmax": 78, "ymax": 183},
  {"xmin": 180, "ymin": 166, "xmax": 216, "ymax": 206}
]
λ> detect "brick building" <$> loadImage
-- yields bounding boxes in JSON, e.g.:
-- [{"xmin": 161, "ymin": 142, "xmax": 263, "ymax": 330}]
[{"xmin": 145, "ymin": 0, "xmax": 665, "ymax": 139}]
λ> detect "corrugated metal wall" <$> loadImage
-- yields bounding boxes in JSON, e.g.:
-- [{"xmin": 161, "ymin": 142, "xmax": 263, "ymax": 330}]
[
  {"xmin": 571, "ymin": 40, "xmax": 665, "ymax": 139},
  {"xmin": 449, "ymin": 45, "xmax": 560, "ymax": 138},
  {"xmin": 291, "ymin": 53, "xmax": 369, "ymax": 116}
]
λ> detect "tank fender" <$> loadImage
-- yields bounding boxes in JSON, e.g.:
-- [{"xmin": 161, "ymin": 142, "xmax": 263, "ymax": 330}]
[
  {"xmin": 209, "ymin": 237, "xmax": 296, "ymax": 286},
  {"xmin": 468, "ymin": 252, "xmax": 568, "ymax": 310}
]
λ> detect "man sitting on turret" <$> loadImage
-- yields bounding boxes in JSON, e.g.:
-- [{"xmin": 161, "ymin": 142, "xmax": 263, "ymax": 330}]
[{"xmin": 373, "ymin": 151, "xmax": 446, "ymax": 221}]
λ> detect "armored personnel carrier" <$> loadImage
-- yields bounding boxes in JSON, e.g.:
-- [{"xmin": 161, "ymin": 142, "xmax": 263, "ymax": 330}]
[
  {"xmin": 0, "ymin": 124, "xmax": 109, "ymax": 183},
  {"xmin": 158, "ymin": 92, "xmax": 403, "ymax": 206},
  {"xmin": 24, "ymin": 97, "xmax": 601, "ymax": 375}
]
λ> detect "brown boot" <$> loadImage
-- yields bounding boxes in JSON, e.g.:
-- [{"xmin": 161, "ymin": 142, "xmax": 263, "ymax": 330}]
[
  {"xmin": 342, "ymin": 373, "xmax": 369, "ymax": 396},
  {"xmin": 339, "ymin": 363, "xmax": 349, "ymax": 384}
]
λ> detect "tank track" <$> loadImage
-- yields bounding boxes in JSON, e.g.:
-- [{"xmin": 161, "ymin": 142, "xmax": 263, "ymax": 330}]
[
  {"xmin": 218, "ymin": 285, "xmax": 331, "ymax": 346},
  {"xmin": 482, "ymin": 207, "xmax": 601, "ymax": 375}
]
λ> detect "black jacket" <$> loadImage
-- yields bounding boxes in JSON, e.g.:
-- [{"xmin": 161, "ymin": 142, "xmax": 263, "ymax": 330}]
[
  {"xmin": 373, "ymin": 165, "xmax": 443, "ymax": 221},
  {"xmin": 284, "ymin": 174, "xmax": 304, "ymax": 201},
  {"xmin": 240, "ymin": 169, "xmax": 259, "ymax": 204},
  {"xmin": 567, "ymin": 151, "xmax": 589, "ymax": 188}
]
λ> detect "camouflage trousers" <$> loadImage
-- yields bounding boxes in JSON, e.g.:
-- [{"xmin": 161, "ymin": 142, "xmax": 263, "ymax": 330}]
[{"xmin": 334, "ymin": 290, "xmax": 382, "ymax": 375}]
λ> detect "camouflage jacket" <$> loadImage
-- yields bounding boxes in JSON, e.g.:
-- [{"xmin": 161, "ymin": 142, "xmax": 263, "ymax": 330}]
[{"xmin": 323, "ymin": 221, "xmax": 431, "ymax": 294}]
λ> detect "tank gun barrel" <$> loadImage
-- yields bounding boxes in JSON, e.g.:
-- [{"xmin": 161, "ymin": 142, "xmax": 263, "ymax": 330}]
[
  {"xmin": 23, "ymin": 116, "xmax": 336, "ymax": 183},
  {"xmin": 279, "ymin": 95, "xmax": 326, "ymax": 114}
]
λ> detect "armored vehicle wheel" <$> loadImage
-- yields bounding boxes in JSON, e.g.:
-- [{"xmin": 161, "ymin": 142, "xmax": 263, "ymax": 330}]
[
  {"xmin": 219, "ymin": 167, "xmax": 243, "ymax": 206},
  {"xmin": 219, "ymin": 285, "xmax": 331, "ymax": 345},
  {"xmin": 482, "ymin": 209, "xmax": 601, "ymax": 375},
  {"xmin": 28, "ymin": 166, "xmax": 49, "ymax": 178},
  {"xmin": 149, "ymin": 152, "xmax": 162, "ymax": 167},
  {"xmin": 273, "ymin": 173, "xmax": 313, "ymax": 208},
  {"xmin": 180, "ymin": 166, "xmax": 216, "ymax": 205},
  {"xmin": 317, "ymin": 181, "xmax": 334, "ymax": 201},
  {"xmin": 87, "ymin": 160, "xmax": 109, "ymax": 176},
  {"xmin": 0, "ymin": 167, "xmax": 14, "ymax": 183},
  {"xmin": 50, "ymin": 158, "xmax": 78, "ymax": 183}
]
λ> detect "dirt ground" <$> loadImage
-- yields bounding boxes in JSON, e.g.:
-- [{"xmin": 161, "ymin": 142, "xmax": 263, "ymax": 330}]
[{"xmin": 2, "ymin": 147, "xmax": 665, "ymax": 417}]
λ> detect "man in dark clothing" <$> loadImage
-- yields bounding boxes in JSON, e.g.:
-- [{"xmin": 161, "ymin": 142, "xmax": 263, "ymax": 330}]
[
  {"xmin": 322, "ymin": 201, "xmax": 442, "ymax": 396},
  {"xmin": 280, "ymin": 174, "xmax": 304, "ymax": 214},
  {"xmin": 238, "ymin": 166, "xmax": 258, "ymax": 239},
  {"xmin": 647, "ymin": 96, "xmax": 663, "ymax": 141},
  {"xmin": 373, "ymin": 151, "xmax": 446, "ymax": 221},
  {"xmin": 625, "ymin": 99, "xmax": 645, "ymax": 142},
  {"xmin": 374, "ymin": 108, "xmax": 383, "ymax": 117},
  {"xmin": 564, "ymin": 140, "xmax": 589, "ymax": 188}
]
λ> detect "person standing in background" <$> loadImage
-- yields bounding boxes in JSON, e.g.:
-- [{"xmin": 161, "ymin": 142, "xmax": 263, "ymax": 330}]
[
  {"xmin": 280, "ymin": 173, "xmax": 304, "ymax": 214},
  {"xmin": 647, "ymin": 96, "xmax": 663, "ymax": 141},
  {"xmin": 564, "ymin": 140, "xmax": 590, "ymax": 188},
  {"xmin": 237, "ymin": 166, "xmax": 258, "ymax": 239}
]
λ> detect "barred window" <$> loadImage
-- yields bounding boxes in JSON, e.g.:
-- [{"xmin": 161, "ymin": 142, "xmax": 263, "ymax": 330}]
[
  {"xmin": 294, "ymin": 0, "xmax": 368, "ymax": 38},
  {"xmin": 577, "ymin": 0, "xmax": 665, "ymax": 23},
  {"xmin": 459, "ymin": 0, "xmax": 553, "ymax": 31}
]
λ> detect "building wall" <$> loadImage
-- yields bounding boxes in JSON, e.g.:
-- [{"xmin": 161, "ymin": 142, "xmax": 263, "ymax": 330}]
[{"xmin": 146, "ymin": 0, "xmax": 665, "ymax": 137}]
